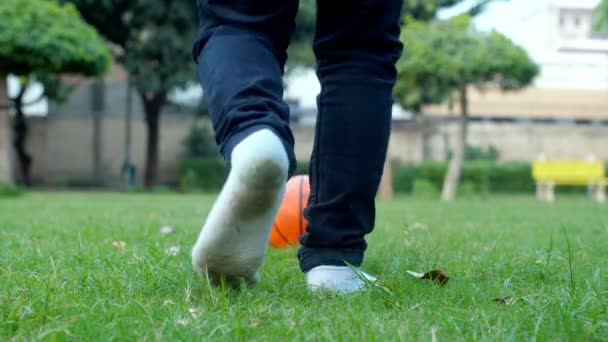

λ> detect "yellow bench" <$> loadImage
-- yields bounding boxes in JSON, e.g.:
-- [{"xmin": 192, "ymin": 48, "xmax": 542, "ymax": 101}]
[{"xmin": 532, "ymin": 160, "xmax": 606, "ymax": 203}]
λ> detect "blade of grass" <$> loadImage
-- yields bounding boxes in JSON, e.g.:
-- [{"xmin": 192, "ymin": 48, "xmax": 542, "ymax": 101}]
[{"xmin": 561, "ymin": 225, "xmax": 575, "ymax": 295}]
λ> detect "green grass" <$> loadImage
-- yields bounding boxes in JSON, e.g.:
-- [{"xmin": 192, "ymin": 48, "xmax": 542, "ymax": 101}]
[{"xmin": 1, "ymin": 192, "xmax": 607, "ymax": 341}]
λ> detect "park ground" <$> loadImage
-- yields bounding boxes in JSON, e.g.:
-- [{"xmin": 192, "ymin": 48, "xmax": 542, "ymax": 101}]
[{"xmin": 1, "ymin": 192, "xmax": 607, "ymax": 340}]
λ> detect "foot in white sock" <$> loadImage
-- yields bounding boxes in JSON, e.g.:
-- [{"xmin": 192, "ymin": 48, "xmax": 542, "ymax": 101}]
[
  {"xmin": 192, "ymin": 129, "xmax": 289, "ymax": 286},
  {"xmin": 306, "ymin": 266, "xmax": 377, "ymax": 293}
]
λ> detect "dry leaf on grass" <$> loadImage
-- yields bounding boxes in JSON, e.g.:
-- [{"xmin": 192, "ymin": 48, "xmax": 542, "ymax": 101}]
[
  {"xmin": 492, "ymin": 296, "xmax": 517, "ymax": 305},
  {"xmin": 406, "ymin": 269, "xmax": 450, "ymax": 285},
  {"xmin": 112, "ymin": 241, "xmax": 127, "ymax": 250},
  {"xmin": 188, "ymin": 308, "xmax": 201, "ymax": 319},
  {"xmin": 160, "ymin": 226, "xmax": 176, "ymax": 235},
  {"xmin": 165, "ymin": 246, "xmax": 181, "ymax": 256},
  {"xmin": 175, "ymin": 318, "xmax": 189, "ymax": 326}
]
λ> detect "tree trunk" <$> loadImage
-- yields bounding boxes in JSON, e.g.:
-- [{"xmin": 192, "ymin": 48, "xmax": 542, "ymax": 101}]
[
  {"xmin": 142, "ymin": 92, "xmax": 166, "ymax": 188},
  {"xmin": 378, "ymin": 155, "xmax": 394, "ymax": 200},
  {"xmin": 441, "ymin": 77, "xmax": 468, "ymax": 202},
  {"xmin": 13, "ymin": 86, "xmax": 32, "ymax": 185},
  {"xmin": 91, "ymin": 81, "xmax": 105, "ymax": 187},
  {"xmin": 0, "ymin": 76, "xmax": 13, "ymax": 184},
  {"xmin": 419, "ymin": 114, "xmax": 432, "ymax": 161}
]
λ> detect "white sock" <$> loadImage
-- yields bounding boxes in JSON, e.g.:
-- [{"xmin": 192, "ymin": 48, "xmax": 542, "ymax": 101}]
[
  {"xmin": 192, "ymin": 129, "xmax": 289, "ymax": 285},
  {"xmin": 306, "ymin": 266, "xmax": 377, "ymax": 293}
]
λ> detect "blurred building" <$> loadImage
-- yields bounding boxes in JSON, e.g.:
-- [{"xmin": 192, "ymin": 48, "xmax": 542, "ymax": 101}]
[
  {"xmin": 420, "ymin": 0, "xmax": 608, "ymax": 162},
  {"xmin": 11, "ymin": 0, "xmax": 608, "ymax": 188}
]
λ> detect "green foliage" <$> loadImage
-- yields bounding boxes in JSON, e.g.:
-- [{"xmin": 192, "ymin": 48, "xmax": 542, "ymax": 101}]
[
  {"xmin": 196, "ymin": 96, "xmax": 210, "ymax": 118},
  {"xmin": 0, "ymin": 183, "xmax": 23, "ymax": 198},
  {"xmin": 179, "ymin": 158, "xmax": 227, "ymax": 192},
  {"xmin": 68, "ymin": 0, "xmax": 200, "ymax": 186},
  {"xmin": 67, "ymin": 0, "xmax": 198, "ymax": 94},
  {"xmin": 179, "ymin": 158, "xmax": 310, "ymax": 192},
  {"xmin": 393, "ymin": 163, "xmax": 418, "ymax": 193},
  {"xmin": 401, "ymin": 0, "xmax": 498, "ymax": 21},
  {"xmin": 287, "ymin": 0, "xmax": 496, "ymax": 68},
  {"xmin": 448, "ymin": 144, "xmax": 500, "ymax": 161},
  {"xmin": 395, "ymin": 15, "xmax": 539, "ymax": 111},
  {"xmin": 392, "ymin": 160, "xmax": 535, "ymax": 194},
  {"xmin": 179, "ymin": 169, "xmax": 200, "ymax": 193},
  {"xmin": 595, "ymin": 0, "xmax": 608, "ymax": 31},
  {"xmin": 295, "ymin": 160, "xmax": 310, "ymax": 175},
  {"xmin": 287, "ymin": 0, "xmax": 316, "ymax": 68},
  {"xmin": 182, "ymin": 122, "xmax": 218, "ymax": 159},
  {"xmin": 457, "ymin": 180, "xmax": 477, "ymax": 198},
  {"xmin": 0, "ymin": 0, "xmax": 110, "ymax": 76},
  {"xmin": 411, "ymin": 178, "xmax": 439, "ymax": 198},
  {"xmin": 468, "ymin": 145, "xmax": 499, "ymax": 161},
  {"xmin": 488, "ymin": 161, "xmax": 534, "ymax": 193}
]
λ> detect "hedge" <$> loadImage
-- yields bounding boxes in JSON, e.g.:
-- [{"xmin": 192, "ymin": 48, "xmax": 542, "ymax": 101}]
[
  {"xmin": 179, "ymin": 158, "xmax": 311, "ymax": 193},
  {"xmin": 179, "ymin": 158, "xmax": 228, "ymax": 192},
  {"xmin": 179, "ymin": 158, "xmax": 604, "ymax": 194},
  {"xmin": 393, "ymin": 160, "xmax": 535, "ymax": 194}
]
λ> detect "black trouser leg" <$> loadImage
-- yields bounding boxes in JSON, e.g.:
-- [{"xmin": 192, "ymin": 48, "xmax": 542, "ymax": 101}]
[
  {"xmin": 193, "ymin": 0, "xmax": 299, "ymax": 175},
  {"xmin": 298, "ymin": 0, "xmax": 403, "ymax": 272}
]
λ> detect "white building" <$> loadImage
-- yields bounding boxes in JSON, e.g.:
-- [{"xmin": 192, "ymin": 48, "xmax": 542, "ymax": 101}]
[{"xmin": 475, "ymin": 0, "xmax": 608, "ymax": 90}]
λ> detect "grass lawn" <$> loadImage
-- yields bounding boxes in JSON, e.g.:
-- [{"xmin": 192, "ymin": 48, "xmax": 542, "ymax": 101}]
[{"xmin": 1, "ymin": 192, "xmax": 607, "ymax": 341}]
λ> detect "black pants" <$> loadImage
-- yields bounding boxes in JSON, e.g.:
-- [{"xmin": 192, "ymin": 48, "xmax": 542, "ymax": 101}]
[{"xmin": 194, "ymin": 0, "xmax": 403, "ymax": 272}]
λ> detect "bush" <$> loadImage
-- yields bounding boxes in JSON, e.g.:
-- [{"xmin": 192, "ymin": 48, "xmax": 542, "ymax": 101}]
[
  {"xmin": 411, "ymin": 179, "xmax": 439, "ymax": 198},
  {"xmin": 178, "ymin": 158, "xmax": 312, "ymax": 192},
  {"xmin": 417, "ymin": 161, "xmax": 448, "ymax": 190},
  {"xmin": 0, "ymin": 183, "xmax": 24, "ymax": 198},
  {"xmin": 295, "ymin": 160, "xmax": 310, "ymax": 175},
  {"xmin": 179, "ymin": 169, "xmax": 200, "ymax": 193},
  {"xmin": 179, "ymin": 158, "xmax": 227, "ymax": 192},
  {"xmin": 447, "ymin": 144, "xmax": 500, "ymax": 162},
  {"xmin": 393, "ymin": 163, "xmax": 418, "ymax": 193},
  {"xmin": 182, "ymin": 122, "xmax": 219, "ymax": 159},
  {"xmin": 458, "ymin": 180, "xmax": 477, "ymax": 198},
  {"xmin": 488, "ymin": 161, "xmax": 534, "ymax": 193},
  {"xmin": 392, "ymin": 160, "xmax": 535, "ymax": 195}
]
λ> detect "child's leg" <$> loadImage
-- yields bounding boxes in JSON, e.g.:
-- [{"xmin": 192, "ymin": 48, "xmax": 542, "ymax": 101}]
[
  {"xmin": 300, "ymin": 0, "xmax": 403, "ymax": 292},
  {"xmin": 191, "ymin": 0, "xmax": 298, "ymax": 284}
]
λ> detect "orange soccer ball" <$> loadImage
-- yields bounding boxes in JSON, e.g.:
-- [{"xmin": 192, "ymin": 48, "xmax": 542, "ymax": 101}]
[{"xmin": 269, "ymin": 175, "xmax": 310, "ymax": 248}]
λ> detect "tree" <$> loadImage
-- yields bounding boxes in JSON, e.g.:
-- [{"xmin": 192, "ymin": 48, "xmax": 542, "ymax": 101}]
[
  {"xmin": 395, "ymin": 16, "xmax": 539, "ymax": 201},
  {"xmin": 287, "ymin": 0, "xmax": 497, "ymax": 68},
  {"xmin": 0, "ymin": 0, "xmax": 110, "ymax": 185},
  {"xmin": 596, "ymin": 0, "xmax": 608, "ymax": 31},
  {"xmin": 67, "ymin": 0, "xmax": 199, "ymax": 187}
]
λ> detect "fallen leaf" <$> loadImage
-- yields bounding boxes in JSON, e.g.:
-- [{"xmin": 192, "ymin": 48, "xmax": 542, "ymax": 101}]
[
  {"xmin": 250, "ymin": 318, "xmax": 261, "ymax": 327},
  {"xmin": 406, "ymin": 270, "xmax": 425, "ymax": 278},
  {"xmin": 175, "ymin": 318, "xmax": 189, "ymax": 326},
  {"xmin": 492, "ymin": 296, "xmax": 517, "ymax": 305},
  {"xmin": 188, "ymin": 308, "xmax": 201, "ymax": 319},
  {"xmin": 406, "ymin": 269, "xmax": 449, "ymax": 285},
  {"xmin": 165, "ymin": 246, "xmax": 181, "ymax": 256},
  {"xmin": 112, "ymin": 241, "xmax": 127, "ymax": 250},
  {"xmin": 160, "ymin": 226, "xmax": 176, "ymax": 235},
  {"xmin": 410, "ymin": 303, "xmax": 422, "ymax": 312},
  {"xmin": 411, "ymin": 222, "xmax": 429, "ymax": 231}
]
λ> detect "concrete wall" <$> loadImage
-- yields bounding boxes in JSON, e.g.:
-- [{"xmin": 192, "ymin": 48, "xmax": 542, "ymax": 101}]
[
  {"xmin": 27, "ymin": 114, "xmax": 195, "ymax": 187},
  {"xmin": 22, "ymin": 115, "xmax": 608, "ymax": 188}
]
